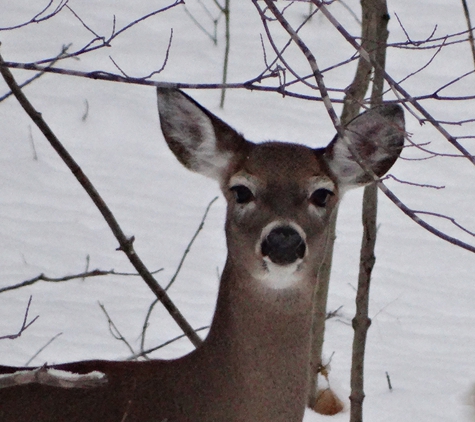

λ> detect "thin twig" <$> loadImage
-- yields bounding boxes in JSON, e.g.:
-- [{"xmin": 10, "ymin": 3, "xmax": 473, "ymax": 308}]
[
  {"xmin": 141, "ymin": 197, "xmax": 218, "ymax": 353},
  {"xmin": 166, "ymin": 197, "xmax": 219, "ymax": 291},
  {"xmin": 133, "ymin": 326, "xmax": 209, "ymax": 360},
  {"xmin": 257, "ymin": 1, "xmax": 338, "ymax": 110},
  {"xmin": 65, "ymin": 5, "xmax": 103, "ymax": 39},
  {"xmin": 98, "ymin": 302, "xmax": 135, "ymax": 356},
  {"xmin": 0, "ymin": 296, "xmax": 39, "ymax": 340},
  {"xmin": 183, "ymin": 0, "xmax": 219, "ymax": 44},
  {"xmin": 25, "ymin": 333, "xmax": 63, "ymax": 366},
  {"xmin": 384, "ymin": 174, "xmax": 445, "ymax": 190},
  {"xmin": 219, "ymin": 0, "xmax": 230, "ymax": 108}
]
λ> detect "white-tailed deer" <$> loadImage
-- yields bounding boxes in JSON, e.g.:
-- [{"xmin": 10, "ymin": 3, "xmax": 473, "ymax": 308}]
[{"xmin": 0, "ymin": 89, "xmax": 404, "ymax": 422}]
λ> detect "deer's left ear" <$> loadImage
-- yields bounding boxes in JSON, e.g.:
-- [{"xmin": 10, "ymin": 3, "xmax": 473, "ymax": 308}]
[{"xmin": 324, "ymin": 104, "xmax": 405, "ymax": 189}]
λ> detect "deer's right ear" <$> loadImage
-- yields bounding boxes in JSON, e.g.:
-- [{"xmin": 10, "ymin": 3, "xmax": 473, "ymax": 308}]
[
  {"xmin": 324, "ymin": 104, "xmax": 405, "ymax": 190},
  {"xmin": 157, "ymin": 88, "xmax": 249, "ymax": 181}
]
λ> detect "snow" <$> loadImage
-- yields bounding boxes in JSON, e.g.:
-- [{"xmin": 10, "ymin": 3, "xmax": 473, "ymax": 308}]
[{"xmin": 0, "ymin": 1, "xmax": 474, "ymax": 421}]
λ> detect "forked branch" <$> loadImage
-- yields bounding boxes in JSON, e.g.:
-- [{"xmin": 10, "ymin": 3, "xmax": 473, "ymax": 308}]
[
  {"xmin": 0, "ymin": 53, "xmax": 202, "ymax": 348},
  {"xmin": 0, "ymin": 296, "xmax": 38, "ymax": 341}
]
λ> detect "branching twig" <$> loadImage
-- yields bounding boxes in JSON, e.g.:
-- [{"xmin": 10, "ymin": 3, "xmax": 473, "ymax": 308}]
[
  {"xmin": 256, "ymin": 5, "xmax": 321, "ymax": 92},
  {"xmin": 0, "ymin": 296, "xmax": 38, "ymax": 340},
  {"xmin": 28, "ymin": 1, "xmax": 183, "ymax": 65},
  {"xmin": 183, "ymin": 0, "xmax": 220, "ymax": 44},
  {"xmin": 0, "ymin": 0, "xmax": 69, "ymax": 31}
]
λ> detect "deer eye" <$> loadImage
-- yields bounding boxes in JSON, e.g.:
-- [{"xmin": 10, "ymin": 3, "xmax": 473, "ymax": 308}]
[
  {"xmin": 230, "ymin": 185, "xmax": 254, "ymax": 204},
  {"xmin": 309, "ymin": 188, "xmax": 334, "ymax": 207}
]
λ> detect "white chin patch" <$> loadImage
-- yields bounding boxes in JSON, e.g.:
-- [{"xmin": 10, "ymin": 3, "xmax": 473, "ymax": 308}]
[{"xmin": 258, "ymin": 258, "xmax": 303, "ymax": 290}]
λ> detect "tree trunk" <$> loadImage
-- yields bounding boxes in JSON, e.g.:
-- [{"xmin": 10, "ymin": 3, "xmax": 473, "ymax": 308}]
[
  {"xmin": 349, "ymin": 1, "xmax": 389, "ymax": 421},
  {"xmin": 308, "ymin": 0, "xmax": 379, "ymax": 411}
]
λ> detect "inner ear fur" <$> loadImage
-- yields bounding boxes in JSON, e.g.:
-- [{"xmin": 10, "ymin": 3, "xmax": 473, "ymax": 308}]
[
  {"xmin": 157, "ymin": 88, "xmax": 250, "ymax": 181},
  {"xmin": 324, "ymin": 104, "xmax": 405, "ymax": 187}
]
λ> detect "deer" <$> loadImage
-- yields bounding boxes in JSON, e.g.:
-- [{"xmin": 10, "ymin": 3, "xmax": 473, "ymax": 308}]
[{"xmin": 0, "ymin": 88, "xmax": 404, "ymax": 422}]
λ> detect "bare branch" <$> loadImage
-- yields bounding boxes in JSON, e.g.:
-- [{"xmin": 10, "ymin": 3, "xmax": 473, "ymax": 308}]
[
  {"xmin": 1, "ymin": 58, "xmax": 344, "ymax": 102},
  {"xmin": 0, "ymin": 52, "xmax": 203, "ymax": 348},
  {"xmin": 0, "ymin": 268, "xmax": 162, "ymax": 294}
]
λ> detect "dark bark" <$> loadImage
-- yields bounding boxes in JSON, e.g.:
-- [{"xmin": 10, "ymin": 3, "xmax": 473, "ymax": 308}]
[{"xmin": 349, "ymin": 1, "xmax": 389, "ymax": 421}]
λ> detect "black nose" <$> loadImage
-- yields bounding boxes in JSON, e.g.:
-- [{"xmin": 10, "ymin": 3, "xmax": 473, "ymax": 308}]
[{"xmin": 261, "ymin": 226, "xmax": 306, "ymax": 265}]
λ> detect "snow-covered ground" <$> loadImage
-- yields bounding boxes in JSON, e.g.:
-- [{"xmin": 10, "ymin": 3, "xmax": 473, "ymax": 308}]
[{"xmin": 0, "ymin": 1, "xmax": 474, "ymax": 421}]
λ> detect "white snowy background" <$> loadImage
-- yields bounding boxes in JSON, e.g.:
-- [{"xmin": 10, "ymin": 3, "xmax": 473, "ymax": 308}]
[{"xmin": 0, "ymin": 1, "xmax": 474, "ymax": 421}]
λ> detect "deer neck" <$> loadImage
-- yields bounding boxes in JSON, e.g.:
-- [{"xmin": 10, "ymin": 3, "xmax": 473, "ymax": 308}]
[{"xmin": 198, "ymin": 258, "xmax": 315, "ymax": 420}]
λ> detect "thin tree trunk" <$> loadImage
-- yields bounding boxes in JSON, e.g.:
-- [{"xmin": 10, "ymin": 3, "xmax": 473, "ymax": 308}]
[
  {"xmin": 308, "ymin": 0, "xmax": 374, "ymax": 412},
  {"xmin": 349, "ymin": 1, "xmax": 389, "ymax": 421},
  {"xmin": 219, "ymin": 0, "xmax": 231, "ymax": 108}
]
